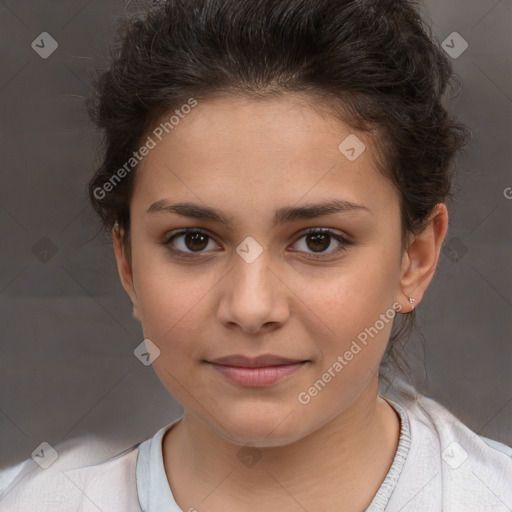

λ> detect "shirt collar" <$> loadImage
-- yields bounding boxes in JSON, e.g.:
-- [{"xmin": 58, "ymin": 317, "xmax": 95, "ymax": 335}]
[{"xmin": 135, "ymin": 400, "xmax": 411, "ymax": 512}]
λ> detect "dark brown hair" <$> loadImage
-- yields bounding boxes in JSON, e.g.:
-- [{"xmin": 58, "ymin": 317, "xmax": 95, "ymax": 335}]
[{"xmin": 87, "ymin": 0, "xmax": 469, "ymax": 383}]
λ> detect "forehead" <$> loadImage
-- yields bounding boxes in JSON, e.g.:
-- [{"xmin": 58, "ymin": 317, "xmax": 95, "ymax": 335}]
[{"xmin": 133, "ymin": 94, "xmax": 398, "ymax": 215}]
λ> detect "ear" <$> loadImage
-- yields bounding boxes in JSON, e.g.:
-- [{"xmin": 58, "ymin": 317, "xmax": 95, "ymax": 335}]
[
  {"xmin": 112, "ymin": 224, "xmax": 141, "ymax": 322},
  {"xmin": 398, "ymin": 203, "xmax": 449, "ymax": 312}
]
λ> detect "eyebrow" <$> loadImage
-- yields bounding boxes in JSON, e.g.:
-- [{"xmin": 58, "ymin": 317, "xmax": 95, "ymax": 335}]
[{"xmin": 146, "ymin": 198, "xmax": 371, "ymax": 227}]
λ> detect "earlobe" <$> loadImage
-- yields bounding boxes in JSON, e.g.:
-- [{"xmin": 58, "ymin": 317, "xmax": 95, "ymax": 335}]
[
  {"xmin": 398, "ymin": 204, "xmax": 449, "ymax": 312},
  {"xmin": 112, "ymin": 223, "xmax": 141, "ymax": 321}
]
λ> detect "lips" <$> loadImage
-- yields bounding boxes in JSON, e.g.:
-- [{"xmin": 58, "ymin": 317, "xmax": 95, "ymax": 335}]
[
  {"xmin": 206, "ymin": 354, "xmax": 310, "ymax": 386},
  {"xmin": 208, "ymin": 354, "xmax": 308, "ymax": 368}
]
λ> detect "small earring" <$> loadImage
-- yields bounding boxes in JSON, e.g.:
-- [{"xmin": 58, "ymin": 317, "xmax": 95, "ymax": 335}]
[{"xmin": 409, "ymin": 297, "xmax": 415, "ymax": 311}]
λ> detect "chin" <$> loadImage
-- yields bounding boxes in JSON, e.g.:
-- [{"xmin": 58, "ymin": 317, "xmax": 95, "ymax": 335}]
[{"xmin": 215, "ymin": 412, "xmax": 304, "ymax": 448}]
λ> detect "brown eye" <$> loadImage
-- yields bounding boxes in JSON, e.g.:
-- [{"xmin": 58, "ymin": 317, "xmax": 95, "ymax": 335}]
[
  {"xmin": 183, "ymin": 231, "xmax": 209, "ymax": 251},
  {"xmin": 165, "ymin": 229, "xmax": 220, "ymax": 256},
  {"xmin": 290, "ymin": 228, "xmax": 352, "ymax": 260},
  {"xmin": 306, "ymin": 232, "xmax": 331, "ymax": 252}
]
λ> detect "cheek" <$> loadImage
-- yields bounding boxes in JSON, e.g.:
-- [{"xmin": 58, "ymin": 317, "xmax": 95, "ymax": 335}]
[
  {"xmin": 137, "ymin": 274, "xmax": 213, "ymax": 344},
  {"xmin": 304, "ymin": 247, "xmax": 398, "ymax": 315},
  {"xmin": 296, "ymin": 251, "xmax": 399, "ymax": 363},
  {"xmin": 295, "ymin": 271, "xmax": 398, "ymax": 414},
  {"xmin": 131, "ymin": 244, "xmax": 216, "ymax": 350},
  {"xmin": 134, "ymin": 264, "xmax": 214, "ymax": 397}
]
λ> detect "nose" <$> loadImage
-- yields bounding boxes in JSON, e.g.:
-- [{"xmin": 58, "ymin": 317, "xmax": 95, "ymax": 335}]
[{"xmin": 216, "ymin": 253, "xmax": 290, "ymax": 335}]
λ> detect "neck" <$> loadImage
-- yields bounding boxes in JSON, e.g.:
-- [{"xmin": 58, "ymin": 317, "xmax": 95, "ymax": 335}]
[{"xmin": 163, "ymin": 378, "xmax": 400, "ymax": 511}]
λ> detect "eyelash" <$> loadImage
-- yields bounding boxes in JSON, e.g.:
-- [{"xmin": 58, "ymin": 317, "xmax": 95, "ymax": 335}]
[{"xmin": 163, "ymin": 227, "xmax": 352, "ymax": 261}]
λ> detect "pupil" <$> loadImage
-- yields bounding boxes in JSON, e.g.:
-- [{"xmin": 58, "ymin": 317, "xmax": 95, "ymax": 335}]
[
  {"xmin": 186, "ymin": 232, "xmax": 208, "ymax": 251},
  {"xmin": 308, "ymin": 233, "xmax": 329, "ymax": 252}
]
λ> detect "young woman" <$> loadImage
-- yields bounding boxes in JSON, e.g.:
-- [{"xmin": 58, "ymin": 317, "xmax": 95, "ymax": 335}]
[{"xmin": 1, "ymin": 0, "xmax": 511, "ymax": 511}]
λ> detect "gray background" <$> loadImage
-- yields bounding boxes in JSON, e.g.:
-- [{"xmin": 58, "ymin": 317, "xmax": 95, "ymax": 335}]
[{"xmin": 0, "ymin": 0, "xmax": 511, "ymax": 469}]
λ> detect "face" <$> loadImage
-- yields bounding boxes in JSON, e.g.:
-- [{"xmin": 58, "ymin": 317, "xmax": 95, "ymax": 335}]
[{"xmin": 115, "ymin": 94, "xmax": 415, "ymax": 447}]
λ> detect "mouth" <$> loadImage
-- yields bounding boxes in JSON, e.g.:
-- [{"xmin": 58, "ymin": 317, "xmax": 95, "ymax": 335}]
[
  {"xmin": 207, "ymin": 354, "xmax": 309, "ymax": 367},
  {"xmin": 205, "ymin": 355, "xmax": 310, "ymax": 387}
]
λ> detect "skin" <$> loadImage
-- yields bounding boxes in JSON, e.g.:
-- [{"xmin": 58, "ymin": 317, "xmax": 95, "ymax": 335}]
[{"xmin": 113, "ymin": 94, "xmax": 448, "ymax": 512}]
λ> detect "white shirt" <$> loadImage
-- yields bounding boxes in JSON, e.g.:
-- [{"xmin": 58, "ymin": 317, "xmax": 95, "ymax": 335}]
[{"xmin": 1, "ymin": 379, "xmax": 511, "ymax": 511}]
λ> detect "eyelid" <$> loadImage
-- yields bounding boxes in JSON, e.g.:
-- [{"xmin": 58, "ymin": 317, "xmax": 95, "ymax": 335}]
[
  {"xmin": 164, "ymin": 227, "xmax": 218, "ymax": 243},
  {"xmin": 297, "ymin": 226, "xmax": 351, "ymax": 240},
  {"xmin": 163, "ymin": 227, "xmax": 352, "ymax": 260},
  {"xmin": 289, "ymin": 227, "xmax": 352, "ymax": 257},
  {"xmin": 164, "ymin": 228, "xmax": 222, "ymax": 254}
]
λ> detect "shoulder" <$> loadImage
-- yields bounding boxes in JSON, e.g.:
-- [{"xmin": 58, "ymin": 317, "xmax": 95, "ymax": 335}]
[
  {"xmin": 409, "ymin": 390, "xmax": 512, "ymax": 459},
  {"xmin": 405, "ymin": 384, "xmax": 512, "ymax": 465},
  {"xmin": 0, "ymin": 435, "xmax": 142, "ymax": 512},
  {"xmin": 384, "ymin": 379, "xmax": 512, "ymax": 512}
]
